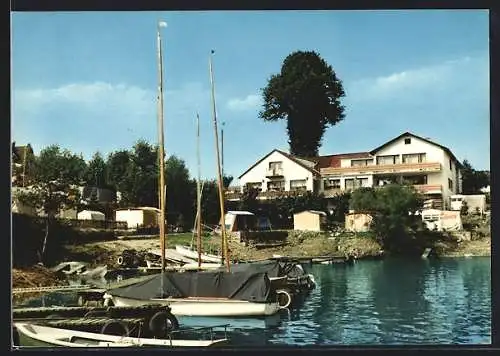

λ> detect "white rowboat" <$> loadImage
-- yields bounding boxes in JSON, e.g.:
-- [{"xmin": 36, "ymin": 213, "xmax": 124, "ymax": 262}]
[{"xmin": 14, "ymin": 322, "xmax": 228, "ymax": 348}]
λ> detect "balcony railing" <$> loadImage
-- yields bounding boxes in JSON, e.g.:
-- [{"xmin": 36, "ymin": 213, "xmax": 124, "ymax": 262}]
[
  {"xmin": 266, "ymin": 168, "xmax": 284, "ymax": 177},
  {"xmin": 290, "ymin": 186, "xmax": 308, "ymax": 192},
  {"xmin": 320, "ymin": 162, "xmax": 442, "ymax": 176},
  {"xmin": 321, "ymin": 184, "xmax": 443, "ymax": 198},
  {"xmin": 224, "ymin": 188, "xmax": 311, "ymax": 200},
  {"xmin": 413, "ymin": 184, "xmax": 443, "ymax": 194}
]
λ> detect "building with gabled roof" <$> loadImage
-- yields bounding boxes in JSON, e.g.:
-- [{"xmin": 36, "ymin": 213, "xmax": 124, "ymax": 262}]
[{"xmin": 229, "ymin": 131, "xmax": 463, "ymax": 210}]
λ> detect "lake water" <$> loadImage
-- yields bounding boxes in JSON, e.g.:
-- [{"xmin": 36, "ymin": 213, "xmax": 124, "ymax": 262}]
[{"xmin": 14, "ymin": 257, "xmax": 491, "ymax": 346}]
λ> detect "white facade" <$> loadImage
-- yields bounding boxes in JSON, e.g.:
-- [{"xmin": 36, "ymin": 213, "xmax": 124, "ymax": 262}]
[
  {"xmin": 233, "ymin": 133, "xmax": 463, "ymax": 210},
  {"xmin": 370, "ymin": 135, "xmax": 461, "ymax": 208},
  {"xmin": 238, "ymin": 150, "xmax": 317, "ymax": 194},
  {"xmin": 320, "ymin": 133, "xmax": 462, "ymax": 210}
]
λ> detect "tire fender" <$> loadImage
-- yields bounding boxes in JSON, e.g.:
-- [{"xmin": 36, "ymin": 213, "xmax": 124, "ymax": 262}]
[
  {"xmin": 100, "ymin": 320, "xmax": 130, "ymax": 337},
  {"xmin": 148, "ymin": 311, "xmax": 180, "ymax": 338},
  {"xmin": 276, "ymin": 289, "xmax": 292, "ymax": 309}
]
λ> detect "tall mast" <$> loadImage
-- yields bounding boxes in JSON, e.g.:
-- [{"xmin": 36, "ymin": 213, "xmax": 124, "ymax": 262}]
[
  {"xmin": 157, "ymin": 21, "xmax": 167, "ymax": 272},
  {"xmin": 196, "ymin": 112, "xmax": 202, "ymax": 268},
  {"xmin": 221, "ymin": 122, "xmax": 225, "ymax": 179},
  {"xmin": 209, "ymin": 50, "xmax": 230, "ymax": 272}
]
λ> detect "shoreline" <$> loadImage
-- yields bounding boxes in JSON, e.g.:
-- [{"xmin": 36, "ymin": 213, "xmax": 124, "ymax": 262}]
[{"xmin": 11, "ymin": 230, "xmax": 490, "ymax": 290}]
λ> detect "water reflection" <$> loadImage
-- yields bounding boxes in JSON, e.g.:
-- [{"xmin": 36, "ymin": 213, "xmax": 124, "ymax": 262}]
[{"xmin": 12, "ymin": 257, "xmax": 491, "ymax": 346}]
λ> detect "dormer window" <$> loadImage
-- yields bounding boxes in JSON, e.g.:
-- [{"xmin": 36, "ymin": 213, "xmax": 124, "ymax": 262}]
[{"xmin": 404, "ymin": 138, "xmax": 411, "ymax": 145}]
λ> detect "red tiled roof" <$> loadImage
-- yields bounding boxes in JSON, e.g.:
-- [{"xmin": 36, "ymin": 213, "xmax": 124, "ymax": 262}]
[{"xmin": 312, "ymin": 152, "xmax": 372, "ymax": 169}]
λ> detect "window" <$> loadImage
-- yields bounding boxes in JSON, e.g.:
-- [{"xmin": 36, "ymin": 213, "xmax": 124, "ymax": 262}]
[
  {"xmin": 449, "ymin": 159, "xmax": 452, "ymax": 170},
  {"xmin": 267, "ymin": 180, "xmax": 285, "ymax": 191},
  {"xmin": 290, "ymin": 179, "xmax": 307, "ymax": 191},
  {"xmin": 376, "ymin": 155, "xmax": 400, "ymax": 165},
  {"xmin": 269, "ymin": 161, "xmax": 282, "ymax": 170},
  {"xmin": 402, "ymin": 175, "xmax": 427, "ymax": 185},
  {"xmin": 351, "ymin": 159, "xmax": 373, "ymax": 167},
  {"xmin": 375, "ymin": 176, "xmax": 397, "ymax": 186},
  {"xmin": 404, "ymin": 138, "xmax": 411, "ymax": 144},
  {"xmin": 402, "ymin": 153, "xmax": 426, "ymax": 164},
  {"xmin": 345, "ymin": 179, "xmax": 355, "ymax": 189},
  {"xmin": 448, "ymin": 178, "xmax": 453, "ymax": 190},
  {"xmin": 344, "ymin": 178, "xmax": 368, "ymax": 189},
  {"xmin": 268, "ymin": 161, "xmax": 283, "ymax": 176},
  {"xmin": 324, "ymin": 178, "xmax": 341, "ymax": 189},
  {"xmin": 357, "ymin": 178, "xmax": 370, "ymax": 187},
  {"xmin": 246, "ymin": 182, "xmax": 262, "ymax": 191}
]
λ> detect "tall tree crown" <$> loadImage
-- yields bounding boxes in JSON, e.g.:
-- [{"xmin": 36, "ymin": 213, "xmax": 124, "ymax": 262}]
[{"xmin": 259, "ymin": 50, "xmax": 346, "ymax": 157}]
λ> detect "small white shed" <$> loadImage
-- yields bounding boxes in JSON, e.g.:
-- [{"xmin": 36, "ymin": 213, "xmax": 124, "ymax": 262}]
[
  {"xmin": 77, "ymin": 210, "xmax": 105, "ymax": 221},
  {"xmin": 421, "ymin": 209, "xmax": 462, "ymax": 231},
  {"xmin": 115, "ymin": 207, "xmax": 160, "ymax": 230},
  {"xmin": 293, "ymin": 210, "xmax": 327, "ymax": 232}
]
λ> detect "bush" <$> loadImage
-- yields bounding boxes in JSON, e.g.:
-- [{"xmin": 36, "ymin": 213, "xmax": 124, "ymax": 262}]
[
  {"xmin": 349, "ymin": 184, "xmax": 424, "ymax": 253},
  {"xmin": 287, "ymin": 230, "xmax": 324, "ymax": 246}
]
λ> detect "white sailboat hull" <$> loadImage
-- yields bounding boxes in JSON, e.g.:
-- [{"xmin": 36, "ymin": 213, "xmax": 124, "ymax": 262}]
[
  {"xmin": 105, "ymin": 294, "xmax": 280, "ymax": 316},
  {"xmin": 14, "ymin": 323, "xmax": 227, "ymax": 348},
  {"xmin": 175, "ymin": 245, "xmax": 222, "ymax": 264}
]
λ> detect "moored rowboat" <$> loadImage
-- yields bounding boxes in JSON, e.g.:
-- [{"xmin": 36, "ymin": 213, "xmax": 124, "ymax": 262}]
[
  {"xmin": 13, "ymin": 322, "xmax": 228, "ymax": 348},
  {"xmin": 105, "ymin": 294, "xmax": 281, "ymax": 316}
]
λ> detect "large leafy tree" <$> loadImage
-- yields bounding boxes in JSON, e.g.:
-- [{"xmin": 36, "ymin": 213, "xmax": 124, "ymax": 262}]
[
  {"xmin": 106, "ymin": 149, "xmax": 132, "ymax": 201},
  {"xmin": 14, "ymin": 145, "xmax": 87, "ymax": 263},
  {"xmin": 199, "ymin": 180, "xmax": 221, "ymax": 226},
  {"xmin": 165, "ymin": 155, "xmax": 195, "ymax": 229},
  {"xmin": 259, "ymin": 50, "xmax": 346, "ymax": 157},
  {"xmin": 461, "ymin": 160, "xmax": 490, "ymax": 194},
  {"xmin": 84, "ymin": 152, "xmax": 108, "ymax": 188},
  {"xmin": 124, "ymin": 140, "xmax": 159, "ymax": 207}
]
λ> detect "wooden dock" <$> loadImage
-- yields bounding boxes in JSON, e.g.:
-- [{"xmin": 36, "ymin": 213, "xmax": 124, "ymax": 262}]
[{"xmin": 12, "ymin": 285, "xmax": 93, "ymax": 295}]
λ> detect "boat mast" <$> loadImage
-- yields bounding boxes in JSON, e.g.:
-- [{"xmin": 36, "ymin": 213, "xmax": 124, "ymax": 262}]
[
  {"xmin": 208, "ymin": 50, "xmax": 230, "ymax": 272},
  {"xmin": 196, "ymin": 112, "xmax": 202, "ymax": 268},
  {"xmin": 157, "ymin": 21, "xmax": 167, "ymax": 272}
]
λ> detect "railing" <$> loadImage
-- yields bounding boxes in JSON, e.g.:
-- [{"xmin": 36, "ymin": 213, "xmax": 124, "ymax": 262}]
[
  {"xmin": 321, "ymin": 184, "xmax": 442, "ymax": 197},
  {"xmin": 56, "ymin": 218, "xmax": 128, "ymax": 230},
  {"xmin": 321, "ymin": 162, "xmax": 442, "ymax": 175},
  {"xmin": 266, "ymin": 168, "xmax": 284, "ymax": 177},
  {"xmin": 224, "ymin": 189, "xmax": 311, "ymax": 200},
  {"xmin": 323, "ymin": 188, "xmax": 349, "ymax": 197},
  {"xmin": 290, "ymin": 186, "xmax": 308, "ymax": 192},
  {"xmin": 413, "ymin": 184, "xmax": 443, "ymax": 194}
]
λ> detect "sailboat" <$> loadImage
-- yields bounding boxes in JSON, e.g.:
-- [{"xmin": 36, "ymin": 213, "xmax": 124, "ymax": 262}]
[
  {"xmin": 175, "ymin": 113, "xmax": 222, "ymax": 265},
  {"xmin": 103, "ymin": 37, "xmax": 280, "ymax": 317}
]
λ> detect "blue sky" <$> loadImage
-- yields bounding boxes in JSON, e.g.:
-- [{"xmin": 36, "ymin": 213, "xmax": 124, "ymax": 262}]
[{"xmin": 11, "ymin": 10, "xmax": 490, "ymax": 184}]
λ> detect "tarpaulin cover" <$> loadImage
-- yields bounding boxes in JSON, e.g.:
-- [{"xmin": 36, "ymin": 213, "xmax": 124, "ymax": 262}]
[
  {"xmin": 107, "ymin": 270, "xmax": 274, "ymax": 303},
  {"xmin": 224, "ymin": 260, "xmax": 306, "ymax": 279}
]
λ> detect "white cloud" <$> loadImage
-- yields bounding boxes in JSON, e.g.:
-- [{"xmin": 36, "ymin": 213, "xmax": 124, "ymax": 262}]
[
  {"xmin": 11, "ymin": 81, "xmax": 213, "ymax": 159},
  {"xmin": 348, "ymin": 54, "xmax": 488, "ymax": 103},
  {"xmin": 226, "ymin": 94, "xmax": 261, "ymax": 112}
]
